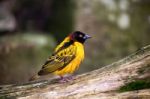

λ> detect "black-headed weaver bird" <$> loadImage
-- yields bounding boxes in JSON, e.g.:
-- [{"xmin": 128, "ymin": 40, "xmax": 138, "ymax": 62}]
[{"xmin": 29, "ymin": 31, "xmax": 91, "ymax": 82}]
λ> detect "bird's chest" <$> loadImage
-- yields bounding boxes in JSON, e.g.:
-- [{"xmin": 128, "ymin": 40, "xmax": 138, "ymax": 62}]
[
  {"xmin": 74, "ymin": 42, "xmax": 84, "ymax": 61},
  {"xmin": 54, "ymin": 42, "xmax": 84, "ymax": 75}
]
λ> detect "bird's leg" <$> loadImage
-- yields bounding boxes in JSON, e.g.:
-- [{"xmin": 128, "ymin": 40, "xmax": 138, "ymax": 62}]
[
  {"xmin": 59, "ymin": 76, "xmax": 68, "ymax": 83},
  {"xmin": 58, "ymin": 75, "xmax": 75, "ymax": 83},
  {"xmin": 66, "ymin": 75, "xmax": 75, "ymax": 80}
]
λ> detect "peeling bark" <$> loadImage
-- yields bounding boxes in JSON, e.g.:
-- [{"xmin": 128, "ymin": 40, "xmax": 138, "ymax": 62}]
[{"xmin": 0, "ymin": 45, "xmax": 150, "ymax": 99}]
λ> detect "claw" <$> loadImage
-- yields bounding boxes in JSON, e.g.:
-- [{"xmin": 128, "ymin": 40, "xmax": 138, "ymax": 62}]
[
  {"xmin": 58, "ymin": 75, "xmax": 75, "ymax": 83},
  {"xmin": 66, "ymin": 75, "xmax": 75, "ymax": 80}
]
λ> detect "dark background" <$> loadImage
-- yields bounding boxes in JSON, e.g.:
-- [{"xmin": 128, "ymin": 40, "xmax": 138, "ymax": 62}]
[{"xmin": 0, "ymin": 0, "xmax": 150, "ymax": 84}]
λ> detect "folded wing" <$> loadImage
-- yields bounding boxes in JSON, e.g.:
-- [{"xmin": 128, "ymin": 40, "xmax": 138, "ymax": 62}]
[{"xmin": 38, "ymin": 42, "xmax": 76, "ymax": 75}]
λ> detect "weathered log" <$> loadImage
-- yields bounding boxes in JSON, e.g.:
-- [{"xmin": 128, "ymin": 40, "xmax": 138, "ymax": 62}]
[{"xmin": 0, "ymin": 45, "xmax": 150, "ymax": 99}]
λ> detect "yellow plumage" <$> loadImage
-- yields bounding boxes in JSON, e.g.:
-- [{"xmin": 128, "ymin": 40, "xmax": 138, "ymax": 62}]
[
  {"xmin": 54, "ymin": 41, "xmax": 84, "ymax": 75},
  {"xmin": 29, "ymin": 31, "xmax": 90, "ymax": 81}
]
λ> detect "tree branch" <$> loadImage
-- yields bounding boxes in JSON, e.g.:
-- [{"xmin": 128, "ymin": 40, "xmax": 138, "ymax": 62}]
[{"xmin": 0, "ymin": 45, "xmax": 150, "ymax": 99}]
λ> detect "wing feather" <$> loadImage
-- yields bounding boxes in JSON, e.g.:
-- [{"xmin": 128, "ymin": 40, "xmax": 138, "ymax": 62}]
[{"xmin": 38, "ymin": 41, "xmax": 76, "ymax": 75}]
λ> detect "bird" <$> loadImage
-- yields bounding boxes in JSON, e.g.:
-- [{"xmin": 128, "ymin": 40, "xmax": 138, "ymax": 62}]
[{"xmin": 29, "ymin": 31, "xmax": 91, "ymax": 82}]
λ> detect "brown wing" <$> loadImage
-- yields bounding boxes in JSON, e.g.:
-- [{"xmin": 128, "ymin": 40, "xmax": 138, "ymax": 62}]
[{"xmin": 38, "ymin": 43, "xmax": 76, "ymax": 75}]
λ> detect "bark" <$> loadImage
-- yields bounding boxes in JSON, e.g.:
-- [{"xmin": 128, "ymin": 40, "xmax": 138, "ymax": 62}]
[{"xmin": 0, "ymin": 45, "xmax": 150, "ymax": 99}]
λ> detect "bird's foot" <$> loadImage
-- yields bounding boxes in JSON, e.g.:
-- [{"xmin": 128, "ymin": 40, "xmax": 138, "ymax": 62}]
[
  {"xmin": 66, "ymin": 75, "xmax": 75, "ymax": 80},
  {"xmin": 59, "ymin": 76, "xmax": 68, "ymax": 83},
  {"xmin": 59, "ymin": 75, "xmax": 75, "ymax": 83}
]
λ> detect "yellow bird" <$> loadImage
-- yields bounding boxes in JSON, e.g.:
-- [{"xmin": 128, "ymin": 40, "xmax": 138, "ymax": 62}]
[{"xmin": 29, "ymin": 31, "xmax": 91, "ymax": 82}]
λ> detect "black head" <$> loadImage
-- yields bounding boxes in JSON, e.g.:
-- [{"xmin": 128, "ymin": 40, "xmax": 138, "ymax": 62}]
[{"xmin": 71, "ymin": 31, "xmax": 91, "ymax": 43}]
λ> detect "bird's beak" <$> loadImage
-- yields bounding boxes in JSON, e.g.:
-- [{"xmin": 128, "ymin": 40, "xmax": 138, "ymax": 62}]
[{"xmin": 84, "ymin": 34, "xmax": 92, "ymax": 39}]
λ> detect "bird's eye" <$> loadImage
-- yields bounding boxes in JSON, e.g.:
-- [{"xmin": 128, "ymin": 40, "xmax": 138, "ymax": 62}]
[{"xmin": 79, "ymin": 34, "xmax": 83, "ymax": 38}]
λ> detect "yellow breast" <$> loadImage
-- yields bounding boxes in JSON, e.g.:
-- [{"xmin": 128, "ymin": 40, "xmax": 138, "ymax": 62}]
[{"xmin": 54, "ymin": 42, "xmax": 84, "ymax": 75}]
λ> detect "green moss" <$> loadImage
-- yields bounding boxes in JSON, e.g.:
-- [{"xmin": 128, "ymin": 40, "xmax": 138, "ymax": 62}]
[
  {"xmin": 0, "ymin": 96, "xmax": 16, "ymax": 99},
  {"xmin": 0, "ymin": 96, "xmax": 11, "ymax": 99},
  {"xmin": 119, "ymin": 80, "xmax": 150, "ymax": 92}
]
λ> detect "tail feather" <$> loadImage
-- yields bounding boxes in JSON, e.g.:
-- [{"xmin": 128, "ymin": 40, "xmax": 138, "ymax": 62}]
[{"xmin": 29, "ymin": 74, "xmax": 40, "ymax": 81}]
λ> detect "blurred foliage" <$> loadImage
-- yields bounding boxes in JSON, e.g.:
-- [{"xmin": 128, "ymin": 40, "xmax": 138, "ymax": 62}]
[
  {"xmin": 0, "ymin": 33, "xmax": 56, "ymax": 84},
  {"xmin": 75, "ymin": 0, "xmax": 150, "ymax": 73},
  {"xmin": 13, "ymin": 0, "xmax": 75, "ymax": 42},
  {"xmin": 0, "ymin": 0, "xmax": 150, "ymax": 84}
]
